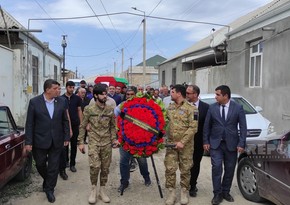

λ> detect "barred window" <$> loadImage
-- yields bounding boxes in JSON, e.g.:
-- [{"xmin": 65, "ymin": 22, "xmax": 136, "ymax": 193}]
[{"xmin": 249, "ymin": 41, "xmax": 263, "ymax": 87}]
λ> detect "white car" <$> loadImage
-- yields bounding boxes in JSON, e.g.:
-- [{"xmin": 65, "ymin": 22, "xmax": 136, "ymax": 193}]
[{"xmin": 199, "ymin": 94, "xmax": 275, "ymax": 141}]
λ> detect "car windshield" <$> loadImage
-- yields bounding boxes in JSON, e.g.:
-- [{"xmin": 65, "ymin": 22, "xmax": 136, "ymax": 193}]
[{"xmin": 201, "ymin": 97, "xmax": 257, "ymax": 114}]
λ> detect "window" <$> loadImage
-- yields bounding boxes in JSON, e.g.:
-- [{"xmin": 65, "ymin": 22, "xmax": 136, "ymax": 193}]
[
  {"xmin": 54, "ymin": 65, "xmax": 58, "ymax": 80},
  {"xmin": 162, "ymin": 70, "xmax": 165, "ymax": 86},
  {"xmin": 0, "ymin": 109, "xmax": 13, "ymax": 136},
  {"xmin": 32, "ymin": 55, "xmax": 39, "ymax": 93},
  {"xmin": 172, "ymin": 68, "xmax": 176, "ymax": 85},
  {"xmin": 249, "ymin": 41, "xmax": 263, "ymax": 87}
]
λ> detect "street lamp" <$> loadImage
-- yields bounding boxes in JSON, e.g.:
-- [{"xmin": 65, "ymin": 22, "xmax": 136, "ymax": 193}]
[
  {"xmin": 61, "ymin": 35, "xmax": 67, "ymax": 85},
  {"xmin": 132, "ymin": 7, "xmax": 146, "ymax": 87}
]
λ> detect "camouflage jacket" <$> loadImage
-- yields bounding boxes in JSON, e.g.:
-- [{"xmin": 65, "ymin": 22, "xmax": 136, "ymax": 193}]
[
  {"xmin": 78, "ymin": 103, "xmax": 116, "ymax": 146},
  {"xmin": 166, "ymin": 99, "xmax": 198, "ymax": 145}
]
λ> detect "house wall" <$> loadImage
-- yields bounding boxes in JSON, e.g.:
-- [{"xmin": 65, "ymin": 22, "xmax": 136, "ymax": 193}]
[
  {"xmin": 159, "ymin": 57, "xmax": 228, "ymax": 94},
  {"xmin": 196, "ymin": 65, "xmax": 228, "ymax": 93},
  {"xmin": 0, "ymin": 45, "xmax": 14, "ymax": 110},
  {"xmin": 12, "ymin": 49, "xmax": 30, "ymax": 126},
  {"xmin": 0, "ymin": 37, "xmax": 61, "ymax": 126},
  {"xmin": 159, "ymin": 57, "xmax": 194, "ymax": 86},
  {"xmin": 227, "ymin": 16, "xmax": 290, "ymax": 132},
  {"xmin": 131, "ymin": 73, "xmax": 158, "ymax": 87}
]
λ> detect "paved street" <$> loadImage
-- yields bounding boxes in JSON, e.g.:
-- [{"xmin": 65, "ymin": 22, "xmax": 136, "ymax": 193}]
[{"xmin": 6, "ymin": 147, "xmax": 274, "ymax": 205}]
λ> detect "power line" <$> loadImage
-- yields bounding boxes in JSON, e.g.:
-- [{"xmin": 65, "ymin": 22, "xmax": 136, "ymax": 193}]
[
  {"xmin": 98, "ymin": 0, "xmax": 136, "ymax": 60},
  {"xmin": 85, "ymin": 0, "xmax": 119, "ymax": 48},
  {"xmin": 148, "ymin": 0, "xmax": 164, "ymax": 16},
  {"xmin": 28, "ymin": 12, "xmax": 229, "ymax": 28},
  {"xmin": 33, "ymin": 0, "xmax": 66, "ymax": 34}
]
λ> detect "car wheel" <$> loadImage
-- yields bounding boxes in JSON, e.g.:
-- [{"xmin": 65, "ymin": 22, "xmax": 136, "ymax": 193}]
[
  {"xmin": 15, "ymin": 153, "xmax": 32, "ymax": 181},
  {"xmin": 237, "ymin": 158, "xmax": 263, "ymax": 202}
]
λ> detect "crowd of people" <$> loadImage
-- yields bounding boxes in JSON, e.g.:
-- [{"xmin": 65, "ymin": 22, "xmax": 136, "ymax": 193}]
[{"xmin": 25, "ymin": 79, "xmax": 247, "ymax": 205}]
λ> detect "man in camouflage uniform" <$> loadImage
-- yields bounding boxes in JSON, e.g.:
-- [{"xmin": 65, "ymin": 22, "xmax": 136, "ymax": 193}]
[
  {"xmin": 164, "ymin": 84, "xmax": 198, "ymax": 205},
  {"xmin": 78, "ymin": 84, "xmax": 118, "ymax": 204}
]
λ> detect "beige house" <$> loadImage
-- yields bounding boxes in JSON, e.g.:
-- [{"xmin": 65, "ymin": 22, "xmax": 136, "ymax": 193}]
[{"xmin": 122, "ymin": 55, "xmax": 166, "ymax": 88}]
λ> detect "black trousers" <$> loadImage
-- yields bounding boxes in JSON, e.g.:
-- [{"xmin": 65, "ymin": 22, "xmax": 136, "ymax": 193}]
[
  {"xmin": 66, "ymin": 124, "xmax": 79, "ymax": 167},
  {"xmin": 190, "ymin": 139, "xmax": 204, "ymax": 188},
  {"xmin": 59, "ymin": 146, "xmax": 67, "ymax": 171},
  {"xmin": 32, "ymin": 145, "xmax": 62, "ymax": 192}
]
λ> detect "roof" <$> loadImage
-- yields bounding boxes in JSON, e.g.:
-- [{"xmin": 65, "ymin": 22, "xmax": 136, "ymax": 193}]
[
  {"xmin": 227, "ymin": 0, "xmax": 290, "ymax": 37},
  {"xmin": 136, "ymin": 54, "xmax": 166, "ymax": 66},
  {"xmin": 161, "ymin": 0, "xmax": 290, "ymax": 64},
  {"xmin": 0, "ymin": 7, "xmax": 61, "ymax": 60},
  {"xmin": 0, "ymin": 8, "xmax": 24, "ymax": 29}
]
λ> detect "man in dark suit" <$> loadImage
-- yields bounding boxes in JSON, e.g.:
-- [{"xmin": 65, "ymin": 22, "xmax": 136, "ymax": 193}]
[
  {"xmin": 25, "ymin": 79, "xmax": 70, "ymax": 203},
  {"xmin": 186, "ymin": 85, "xmax": 209, "ymax": 197},
  {"xmin": 203, "ymin": 85, "xmax": 247, "ymax": 205}
]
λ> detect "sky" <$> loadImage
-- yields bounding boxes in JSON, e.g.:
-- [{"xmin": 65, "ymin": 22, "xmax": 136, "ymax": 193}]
[{"xmin": 1, "ymin": 0, "xmax": 273, "ymax": 78}]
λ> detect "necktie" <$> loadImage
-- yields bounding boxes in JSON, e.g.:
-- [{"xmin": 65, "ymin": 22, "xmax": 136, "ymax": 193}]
[{"xmin": 222, "ymin": 105, "xmax": 226, "ymax": 121}]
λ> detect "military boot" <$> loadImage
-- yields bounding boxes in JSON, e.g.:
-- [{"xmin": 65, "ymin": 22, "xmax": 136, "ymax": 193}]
[
  {"xmin": 88, "ymin": 185, "xmax": 97, "ymax": 204},
  {"xmin": 99, "ymin": 186, "xmax": 110, "ymax": 203},
  {"xmin": 180, "ymin": 187, "xmax": 189, "ymax": 204},
  {"xmin": 165, "ymin": 188, "xmax": 176, "ymax": 205}
]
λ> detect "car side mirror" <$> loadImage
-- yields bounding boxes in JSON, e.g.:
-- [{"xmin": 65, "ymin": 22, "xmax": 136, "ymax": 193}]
[{"xmin": 255, "ymin": 106, "xmax": 263, "ymax": 112}]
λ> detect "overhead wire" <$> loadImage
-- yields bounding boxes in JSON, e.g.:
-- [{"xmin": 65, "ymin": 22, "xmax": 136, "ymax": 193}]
[
  {"xmin": 33, "ymin": 0, "xmax": 66, "ymax": 34},
  {"xmin": 98, "ymin": 0, "xmax": 138, "ymax": 66},
  {"xmin": 85, "ymin": 0, "xmax": 119, "ymax": 48},
  {"xmin": 33, "ymin": 0, "xmax": 80, "ymax": 68},
  {"xmin": 27, "ymin": 12, "xmax": 228, "ymax": 27},
  {"xmin": 144, "ymin": 0, "xmax": 165, "ymax": 56},
  {"xmin": 27, "ymin": 10, "xmax": 230, "ymax": 74},
  {"xmin": 145, "ymin": 0, "xmax": 202, "ymax": 53}
]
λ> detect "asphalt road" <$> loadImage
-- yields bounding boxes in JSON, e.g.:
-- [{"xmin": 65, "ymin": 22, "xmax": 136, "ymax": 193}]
[{"xmin": 5, "ymin": 146, "xmax": 275, "ymax": 205}]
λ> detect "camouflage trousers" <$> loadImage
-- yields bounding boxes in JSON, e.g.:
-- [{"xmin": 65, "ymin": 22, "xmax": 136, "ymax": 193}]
[
  {"xmin": 88, "ymin": 143, "xmax": 112, "ymax": 186},
  {"xmin": 164, "ymin": 145, "xmax": 194, "ymax": 190}
]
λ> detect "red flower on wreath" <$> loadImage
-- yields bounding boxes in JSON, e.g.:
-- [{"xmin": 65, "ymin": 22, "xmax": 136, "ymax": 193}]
[{"xmin": 117, "ymin": 96, "xmax": 165, "ymax": 157}]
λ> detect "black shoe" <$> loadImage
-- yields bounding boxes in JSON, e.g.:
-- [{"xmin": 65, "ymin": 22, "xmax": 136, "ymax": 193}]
[
  {"xmin": 223, "ymin": 193, "xmax": 234, "ymax": 202},
  {"xmin": 70, "ymin": 166, "xmax": 77, "ymax": 172},
  {"xmin": 189, "ymin": 186, "xmax": 198, "ymax": 197},
  {"xmin": 59, "ymin": 170, "xmax": 68, "ymax": 180},
  {"xmin": 46, "ymin": 191, "xmax": 55, "ymax": 203},
  {"xmin": 118, "ymin": 183, "xmax": 129, "ymax": 194},
  {"xmin": 211, "ymin": 194, "xmax": 223, "ymax": 205},
  {"xmin": 144, "ymin": 178, "xmax": 151, "ymax": 186}
]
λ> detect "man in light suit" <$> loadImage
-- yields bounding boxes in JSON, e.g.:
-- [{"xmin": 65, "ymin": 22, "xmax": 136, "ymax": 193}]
[
  {"xmin": 203, "ymin": 85, "xmax": 247, "ymax": 205},
  {"xmin": 186, "ymin": 85, "xmax": 209, "ymax": 197},
  {"xmin": 25, "ymin": 79, "xmax": 70, "ymax": 203}
]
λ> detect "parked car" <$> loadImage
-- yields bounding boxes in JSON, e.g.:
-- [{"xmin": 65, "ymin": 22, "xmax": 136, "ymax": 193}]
[
  {"xmin": 0, "ymin": 104, "xmax": 32, "ymax": 189},
  {"xmin": 199, "ymin": 94, "xmax": 275, "ymax": 140},
  {"xmin": 236, "ymin": 130, "xmax": 290, "ymax": 205}
]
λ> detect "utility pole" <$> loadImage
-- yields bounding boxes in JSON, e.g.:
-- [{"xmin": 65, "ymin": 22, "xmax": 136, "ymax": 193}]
[
  {"xmin": 114, "ymin": 61, "xmax": 116, "ymax": 77},
  {"xmin": 130, "ymin": 57, "xmax": 133, "ymax": 85},
  {"xmin": 132, "ymin": 7, "xmax": 146, "ymax": 87},
  {"xmin": 142, "ymin": 15, "xmax": 146, "ymax": 87},
  {"xmin": 121, "ymin": 48, "xmax": 124, "ymax": 77},
  {"xmin": 61, "ymin": 35, "xmax": 67, "ymax": 85}
]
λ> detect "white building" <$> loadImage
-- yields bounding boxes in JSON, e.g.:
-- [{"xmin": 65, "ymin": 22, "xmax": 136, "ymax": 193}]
[{"xmin": 0, "ymin": 8, "xmax": 62, "ymax": 126}]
